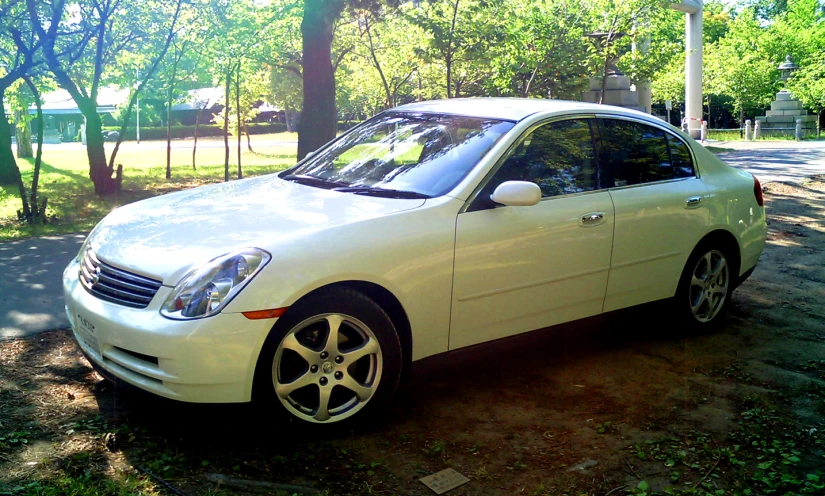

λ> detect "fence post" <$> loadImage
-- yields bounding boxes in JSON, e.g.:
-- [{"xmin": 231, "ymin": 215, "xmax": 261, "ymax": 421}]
[
  {"xmin": 795, "ymin": 119, "xmax": 803, "ymax": 141},
  {"xmin": 700, "ymin": 121, "xmax": 707, "ymax": 142},
  {"xmin": 745, "ymin": 120, "xmax": 753, "ymax": 141},
  {"xmin": 754, "ymin": 120, "xmax": 761, "ymax": 140}
]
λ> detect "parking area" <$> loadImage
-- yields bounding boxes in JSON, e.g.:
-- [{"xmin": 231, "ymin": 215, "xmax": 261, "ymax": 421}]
[{"xmin": 1, "ymin": 176, "xmax": 824, "ymax": 495}]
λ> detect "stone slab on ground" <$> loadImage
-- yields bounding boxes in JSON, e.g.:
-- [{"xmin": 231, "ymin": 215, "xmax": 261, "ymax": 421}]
[{"xmin": 0, "ymin": 234, "xmax": 86, "ymax": 339}]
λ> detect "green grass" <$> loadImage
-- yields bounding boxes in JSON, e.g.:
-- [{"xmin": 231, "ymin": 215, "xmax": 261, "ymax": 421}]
[{"xmin": 1, "ymin": 137, "xmax": 297, "ymax": 241}]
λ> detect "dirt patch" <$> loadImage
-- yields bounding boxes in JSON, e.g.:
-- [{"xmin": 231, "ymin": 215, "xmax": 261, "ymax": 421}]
[{"xmin": 2, "ymin": 180, "xmax": 825, "ymax": 495}]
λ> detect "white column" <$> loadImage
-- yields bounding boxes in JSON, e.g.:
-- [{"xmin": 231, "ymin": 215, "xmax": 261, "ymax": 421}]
[{"xmin": 673, "ymin": 0, "xmax": 703, "ymax": 139}]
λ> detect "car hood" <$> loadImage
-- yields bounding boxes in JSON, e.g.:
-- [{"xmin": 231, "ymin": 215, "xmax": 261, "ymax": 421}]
[{"xmin": 88, "ymin": 174, "xmax": 426, "ymax": 285}]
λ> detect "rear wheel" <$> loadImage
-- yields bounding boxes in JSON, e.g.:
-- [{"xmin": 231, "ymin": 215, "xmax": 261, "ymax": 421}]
[
  {"xmin": 676, "ymin": 245, "xmax": 733, "ymax": 329},
  {"xmin": 254, "ymin": 288, "xmax": 402, "ymax": 430}
]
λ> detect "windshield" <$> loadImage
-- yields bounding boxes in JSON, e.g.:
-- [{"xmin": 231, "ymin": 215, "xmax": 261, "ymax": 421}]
[{"xmin": 281, "ymin": 112, "xmax": 515, "ymax": 198}]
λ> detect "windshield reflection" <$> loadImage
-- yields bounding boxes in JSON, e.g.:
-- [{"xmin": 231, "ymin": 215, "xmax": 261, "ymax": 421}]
[{"xmin": 281, "ymin": 112, "xmax": 515, "ymax": 198}]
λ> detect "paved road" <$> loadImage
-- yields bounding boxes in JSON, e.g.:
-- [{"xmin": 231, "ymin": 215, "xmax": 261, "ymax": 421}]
[
  {"xmin": 709, "ymin": 140, "xmax": 825, "ymax": 184},
  {"xmin": 1, "ymin": 142, "xmax": 823, "ymax": 339},
  {"xmin": 0, "ymin": 234, "xmax": 85, "ymax": 339}
]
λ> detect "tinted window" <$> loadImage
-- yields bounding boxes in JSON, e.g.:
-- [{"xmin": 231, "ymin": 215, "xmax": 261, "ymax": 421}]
[
  {"xmin": 600, "ymin": 119, "xmax": 672, "ymax": 186},
  {"xmin": 484, "ymin": 119, "xmax": 598, "ymax": 199},
  {"xmin": 668, "ymin": 134, "xmax": 695, "ymax": 178}
]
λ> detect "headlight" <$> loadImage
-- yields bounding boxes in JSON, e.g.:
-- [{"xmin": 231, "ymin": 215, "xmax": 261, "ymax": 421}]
[{"xmin": 161, "ymin": 248, "xmax": 270, "ymax": 320}]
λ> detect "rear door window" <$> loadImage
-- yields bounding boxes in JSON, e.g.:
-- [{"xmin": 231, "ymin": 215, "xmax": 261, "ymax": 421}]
[
  {"xmin": 599, "ymin": 119, "xmax": 673, "ymax": 187},
  {"xmin": 667, "ymin": 134, "xmax": 695, "ymax": 178}
]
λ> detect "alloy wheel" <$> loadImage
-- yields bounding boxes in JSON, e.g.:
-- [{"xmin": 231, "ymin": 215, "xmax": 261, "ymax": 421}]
[
  {"xmin": 272, "ymin": 313, "xmax": 383, "ymax": 423},
  {"xmin": 688, "ymin": 250, "xmax": 729, "ymax": 323}
]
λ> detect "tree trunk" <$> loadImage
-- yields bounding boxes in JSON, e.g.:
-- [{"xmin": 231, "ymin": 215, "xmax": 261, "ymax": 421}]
[
  {"xmin": 14, "ymin": 110, "xmax": 33, "ymax": 159},
  {"xmin": 244, "ymin": 123, "xmax": 253, "ymax": 152},
  {"xmin": 739, "ymin": 107, "xmax": 744, "ymax": 139},
  {"xmin": 0, "ymin": 93, "xmax": 19, "ymax": 185},
  {"xmin": 285, "ymin": 109, "xmax": 298, "ymax": 132},
  {"xmin": 297, "ymin": 0, "xmax": 343, "ymax": 161},
  {"xmin": 193, "ymin": 106, "xmax": 203, "ymax": 170},
  {"xmin": 24, "ymin": 76, "xmax": 44, "ymax": 223},
  {"xmin": 363, "ymin": 14, "xmax": 392, "ymax": 108},
  {"xmin": 223, "ymin": 66, "xmax": 231, "ymax": 182},
  {"xmin": 166, "ymin": 59, "xmax": 179, "ymax": 180},
  {"xmin": 84, "ymin": 109, "xmax": 120, "ymax": 195},
  {"xmin": 445, "ymin": 0, "xmax": 460, "ymax": 99},
  {"xmin": 236, "ymin": 61, "xmax": 242, "ymax": 179}
]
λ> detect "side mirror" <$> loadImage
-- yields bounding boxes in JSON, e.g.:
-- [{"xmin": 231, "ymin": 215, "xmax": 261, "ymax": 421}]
[{"xmin": 490, "ymin": 181, "xmax": 541, "ymax": 207}]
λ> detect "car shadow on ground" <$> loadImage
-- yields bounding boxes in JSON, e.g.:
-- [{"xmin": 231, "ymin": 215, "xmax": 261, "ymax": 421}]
[{"xmin": 83, "ymin": 300, "xmax": 682, "ymax": 444}]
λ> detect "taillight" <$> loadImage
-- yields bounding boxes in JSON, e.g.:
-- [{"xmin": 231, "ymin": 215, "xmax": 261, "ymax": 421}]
[{"xmin": 753, "ymin": 176, "xmax": 764, "ymax": 207}]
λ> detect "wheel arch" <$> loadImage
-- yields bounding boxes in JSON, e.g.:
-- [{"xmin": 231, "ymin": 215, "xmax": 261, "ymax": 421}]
[
  {"xmin": 694, "ymin": 228, "xmax": 742, "ymax": 277},
  {"xmin": 256, "ymin": 280, "xmax": 414, "ymax": 382}
]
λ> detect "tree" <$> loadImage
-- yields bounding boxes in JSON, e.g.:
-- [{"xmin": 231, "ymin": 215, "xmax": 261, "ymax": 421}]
[
  {"xmin": 405, "ymin": 0, "xmax": 501, "ymax": 100},
  {"xmin": 484, "ymin": 0, "xmax": 589, "ymax": 99},
  {"xmin": 0, "ymin": 0, "xmax": 42, "ymax": 185},
  {"xmin": 789, "ymin": 52, "xmax": 825, "ymax": 135},
  {"xmin": 297, "ymin": 0, "xmax": 346, "ymax": 160},
  {"xmin": 582, "ymin": 0, "xmax": 665, "ymax": 104},
  {"xmin": 704, "ymin": 8, "xmax": 776, "ymax": 131},
  {"xmin": 26, "ymin": 0, "xmax": 184, "ymax": 195}
]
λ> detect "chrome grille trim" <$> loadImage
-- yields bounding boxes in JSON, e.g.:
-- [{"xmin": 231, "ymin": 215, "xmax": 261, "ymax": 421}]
[{"xmin": 79, "ymin": 250, "xmax": 162, "ymax": 309}]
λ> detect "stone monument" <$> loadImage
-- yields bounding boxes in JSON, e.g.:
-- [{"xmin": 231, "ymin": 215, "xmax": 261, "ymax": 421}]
[
  {"xmin": 755, "ymin": 56, "xmax": 816, "ymax": 139},
  {"xmin": 581, "ymin": 32, "xmax": 645, "ymax": 112}
]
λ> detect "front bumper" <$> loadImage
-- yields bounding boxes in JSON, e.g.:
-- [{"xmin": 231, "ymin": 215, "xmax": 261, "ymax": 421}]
[{"xmin": 63, "ymin": 259, "xmax": 276, "ymax": 403}]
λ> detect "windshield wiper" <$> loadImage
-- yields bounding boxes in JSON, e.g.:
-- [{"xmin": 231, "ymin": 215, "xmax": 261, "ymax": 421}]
[
  {"xmin": 281, "ymin": 174, "xmax": 347, "ymax": 189},
  {"xmin": 332, "ymin": 186, "xmax": 431, "ymax": 199}
]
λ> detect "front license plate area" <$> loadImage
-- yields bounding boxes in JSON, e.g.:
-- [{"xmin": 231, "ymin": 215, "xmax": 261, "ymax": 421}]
[{"xmin": 75, "ymin": 312, "xmax": 101, "ymax": 355}]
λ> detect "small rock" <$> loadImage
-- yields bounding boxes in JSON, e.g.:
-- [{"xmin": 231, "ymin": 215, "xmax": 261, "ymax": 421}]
[{"xmin": 567, "ymin": 459, "xmax": 598, "ymax": 472}]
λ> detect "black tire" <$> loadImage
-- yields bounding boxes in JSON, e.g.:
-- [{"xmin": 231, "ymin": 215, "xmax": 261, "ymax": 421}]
[
  {"xmin": 674, "ymin": 242, "xmax": 735, "ymax": 332},
  {"xmin": 252, "ymin": 287, "xmax": 402, "ymax": 433}
]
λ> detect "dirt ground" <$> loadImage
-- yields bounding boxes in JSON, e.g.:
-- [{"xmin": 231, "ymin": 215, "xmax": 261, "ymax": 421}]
[{"xmin": 1, "ymin": 178, "xmax": 824, "ymax": 496}]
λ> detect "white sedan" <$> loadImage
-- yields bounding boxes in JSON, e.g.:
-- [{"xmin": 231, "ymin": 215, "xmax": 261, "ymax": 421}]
[{"xmin": 63, "ymin": 98, "xmax": 766, "ymax": 428}]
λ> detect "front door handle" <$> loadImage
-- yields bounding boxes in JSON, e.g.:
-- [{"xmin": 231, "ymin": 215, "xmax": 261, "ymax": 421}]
[
  {"xmin": 581, "ymin": 212, "xmax": 605, "ymax": 225},
  {"xmin": 685, "ymin": 196, "xmax": 702, "ymax": 208}
]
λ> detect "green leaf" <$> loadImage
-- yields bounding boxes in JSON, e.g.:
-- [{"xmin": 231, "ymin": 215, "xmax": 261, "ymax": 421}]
[{"xmin": 637, "ymin": 481, "xmax": 649, "ymax": 491}]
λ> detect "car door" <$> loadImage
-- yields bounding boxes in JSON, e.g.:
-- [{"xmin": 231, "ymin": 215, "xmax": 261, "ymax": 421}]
[
  {"xmin": 597, "ymin": 117, "xmax": 710, "ymax": 312},
  {"xmin": 449, "ymin": 118, "xmax": 615, "ymax": 350}
]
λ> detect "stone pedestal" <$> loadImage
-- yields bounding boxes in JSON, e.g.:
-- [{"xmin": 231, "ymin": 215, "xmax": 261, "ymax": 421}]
[
  {"xmin": 582, "ymin": 75, "xmax": 645, "ymax": 112},
  {"xmin": 755, "ymin": 90, "xmax": 816, "ymax": 138}
]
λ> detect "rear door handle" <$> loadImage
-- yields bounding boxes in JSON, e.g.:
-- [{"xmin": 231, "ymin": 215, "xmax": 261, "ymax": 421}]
[
  {"xmin": 685, "ymin": 196, "xmax": 702, "ymax": 208},
  {"xmin": 581, "ymin": 212, "xmax": 605, "ymax": 226}
]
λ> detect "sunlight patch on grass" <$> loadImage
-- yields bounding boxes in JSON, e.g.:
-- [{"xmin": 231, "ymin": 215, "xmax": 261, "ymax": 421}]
[{"xmin": 0, "ymin": 140, "xmax": 297, "ymax": 241}]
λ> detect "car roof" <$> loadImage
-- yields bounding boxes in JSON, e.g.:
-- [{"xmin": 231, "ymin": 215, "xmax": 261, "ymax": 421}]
[{"xmin": 393, "ymin": 97, "xmax": 656, "ymax": 123}]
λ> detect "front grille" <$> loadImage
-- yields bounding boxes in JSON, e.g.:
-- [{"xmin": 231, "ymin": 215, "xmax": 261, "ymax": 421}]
[{"xmin": 79, "ymin": 249, "xmax": 162, "ymax": 309}]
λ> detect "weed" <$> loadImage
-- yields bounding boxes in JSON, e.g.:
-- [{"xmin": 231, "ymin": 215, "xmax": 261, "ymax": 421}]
[
  {"xmin": 595, "ymin": 421, "xmax": 617, "ymax": 434},
  {"xmin": 425, "ymin": 440, "xmax": 446, "ymax": 458}
]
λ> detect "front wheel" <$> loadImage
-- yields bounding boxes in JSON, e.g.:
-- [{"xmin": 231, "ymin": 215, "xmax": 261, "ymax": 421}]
[
  {"xmin": 253, "ymin": 288, "xmax": 402, "ymax": 430},
  {"xmin": 675, "ymin": 246, "xmax": 733, "ymax": 329}
]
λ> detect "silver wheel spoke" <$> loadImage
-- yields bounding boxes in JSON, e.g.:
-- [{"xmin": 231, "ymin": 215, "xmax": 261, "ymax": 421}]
[
  {"xmin": 703, "ymin": 252, "xmax": 713, "ymax": 271},
  {"xmin": 689, "ymin": 250, "xmax": 729, "ymax": 323},
  {"xmin": 275, "ymin": 371, "xmax": 315, "ymax": 398},
  {"xmin": 341, "ymin": 375, "xmax": 374, "ymax": 401},
  {"xmin": 281, "ymin": 334, "xmax": 317, "ymax": 364},
  {"xmin": 314, "ymin": 386, "xmax": 332, "ymax": 421},
  {"xmin": 692, "ymin": 292, "xmax": 707, "ymax": 312},
  {"xmin": 342, "ymin": 338, "xmax": 380, "ymax": 364},
  {"xmin": 323, "ymin": 314, "xmax": 344, "ymax": 354},
  {"xmin": 711, "ymin": 258, "xmax": 727, "ymax": 278},
  {"xmin": 273, "ymin": 312, "xmax": 383, "ymax": 424}
]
